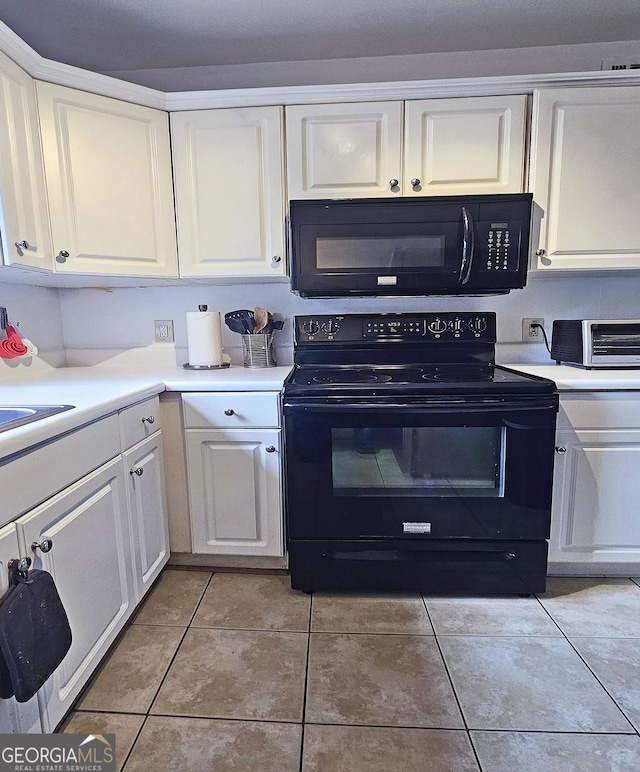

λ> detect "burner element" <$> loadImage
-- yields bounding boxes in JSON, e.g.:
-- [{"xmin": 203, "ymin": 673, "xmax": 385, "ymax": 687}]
[{"xmin": 312, "ymin": 369, "xmax": 392, "ymax": 384}]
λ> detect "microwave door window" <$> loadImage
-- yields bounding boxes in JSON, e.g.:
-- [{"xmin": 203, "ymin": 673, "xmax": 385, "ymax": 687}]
[{"xmin": 315, "ymin": 235, "xmax": 446, "ymax": 270}]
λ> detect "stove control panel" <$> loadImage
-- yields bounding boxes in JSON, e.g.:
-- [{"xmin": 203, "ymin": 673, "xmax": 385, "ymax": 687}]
[{"xmin": 295, "ymin": 313, "xmax": 496, "ymax": 343}]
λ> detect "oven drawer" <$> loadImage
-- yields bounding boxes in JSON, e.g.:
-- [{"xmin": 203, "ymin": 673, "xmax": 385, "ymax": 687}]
[
  {"xmin": 182, "ymin": 392, "xmax": 280, "ymax": 428},
  {"xmin": 289, "ymin": 539, "xmax": 548, "ymax": 594}
]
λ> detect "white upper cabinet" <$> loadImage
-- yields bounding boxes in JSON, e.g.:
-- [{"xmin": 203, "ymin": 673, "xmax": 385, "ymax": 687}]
[
  {"xmin": 404, "ymin": 96, "xmax": 526, "ymax": 195},
  {"xmin": 36, "ymin": 82, "xmax": 178, "ymax": 277},
  {"xmin": 530, "ymin": 85, "xmax": 640, "ymax": 271},
  {"xmin": 286, "ymin": 96, "xmax": 526, "ymax": 200},
  {"xmin": 0, "ymin": 51, "xmax": 52, "ymax": 271},
  {"xmin": 286, "ymin": 101, "xmax": 403, "ymax": 199},
  {"xmin": 171, "ymin": 106, "xmax": 286, "ymax": 277}
]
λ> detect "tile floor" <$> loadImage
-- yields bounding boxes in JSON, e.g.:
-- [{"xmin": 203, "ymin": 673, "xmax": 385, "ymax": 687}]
[{"xmin": 59, "ymin": 570, "xmax": 640, "ymax": 771}]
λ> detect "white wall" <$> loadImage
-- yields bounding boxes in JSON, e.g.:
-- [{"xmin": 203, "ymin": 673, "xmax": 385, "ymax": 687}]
[
  {"xmin": 58, "ymin": 271, "xmax": 640, "ymax": 368},
  {"xmin": 0, "ymin": 280, "xmax": 65, "ymax": 377}
]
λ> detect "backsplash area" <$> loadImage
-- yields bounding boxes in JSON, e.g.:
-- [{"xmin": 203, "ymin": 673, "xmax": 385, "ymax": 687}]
[{"xmin": 1, "ymin": 272, "xmax": 640, "ymax": 373}]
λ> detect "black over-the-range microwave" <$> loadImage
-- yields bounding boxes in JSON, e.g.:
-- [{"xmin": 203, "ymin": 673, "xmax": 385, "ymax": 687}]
[{"xmin": 289, "ymin": 193, "xmax": 534, "ymax": 298}]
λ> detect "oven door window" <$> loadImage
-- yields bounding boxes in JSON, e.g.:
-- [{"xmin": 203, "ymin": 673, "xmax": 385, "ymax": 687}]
[{"xmin": 331, "ymin": 426, "xmax": 506, "ymax": 497}]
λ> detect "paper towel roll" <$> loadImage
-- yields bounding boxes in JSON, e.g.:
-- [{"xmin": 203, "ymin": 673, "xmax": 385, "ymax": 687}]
[{"xmin": 186, "ymin": 310, "xmax": 223, "ymax": 366}]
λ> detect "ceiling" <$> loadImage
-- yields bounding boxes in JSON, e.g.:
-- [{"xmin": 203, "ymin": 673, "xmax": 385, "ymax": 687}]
[{"xmin": 2, "ymin": 0, "xmax": 640, "ymax": 80}]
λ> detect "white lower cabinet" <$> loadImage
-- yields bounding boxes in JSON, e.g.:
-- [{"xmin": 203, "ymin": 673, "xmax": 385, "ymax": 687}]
[
  {"xmin": 15, "ymin": 457, "xmax": 133, "ymax": 731},
  {"xmin": 182, "ymin": 392, "xmax": 284, "ymax": 558},
  {"xmin": 549, "ymin": 393, "xmax": 640, "ymax": 568},
  {"xmin": 124, "ymin": 431, "xmax": 169, "ymax": 598},
  {"xmin": 0, "ymin": 523, "xmax": 42, "ymax": 733}
]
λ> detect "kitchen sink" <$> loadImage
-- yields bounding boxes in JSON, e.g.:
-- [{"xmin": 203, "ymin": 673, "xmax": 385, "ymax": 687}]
[{"xmin": 0, "ymin": 405, "xmax": 75, "ymax": 433}]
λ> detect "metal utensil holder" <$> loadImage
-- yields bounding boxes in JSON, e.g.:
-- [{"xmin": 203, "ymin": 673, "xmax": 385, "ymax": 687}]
[{"xmin": 241, "ymin": 334, "xmax": 277, "ymax": 368}]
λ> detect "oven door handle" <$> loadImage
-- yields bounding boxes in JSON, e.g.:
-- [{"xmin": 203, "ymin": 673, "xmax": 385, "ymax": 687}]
[{"xmin": 459, "ymin": 206, "xmax": 475, "ymax": 285}]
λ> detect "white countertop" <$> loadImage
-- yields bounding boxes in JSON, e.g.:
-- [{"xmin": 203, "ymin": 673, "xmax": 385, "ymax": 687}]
[
  {"xmin": 0, "ymin": 364, "xmax": 293, "ymax": 461},
  {"xmin": 503, "ymin": 364, "xmax": 640, "ymax": 391}
]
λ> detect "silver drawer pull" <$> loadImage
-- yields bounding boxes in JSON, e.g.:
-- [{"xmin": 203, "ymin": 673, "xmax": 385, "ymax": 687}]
[
  {"xmin": 56, "ymin": 250, "xmax": 70, "ymax": 263},
  {"xmin": 130, "ymin": 467, "xmax": 144, "ymax": 476},
  {"xmin": 555, "ymin": 446, "xmax": 567, "ymax": 454},
  {"xmin": 266, "ymin": 445, "xmax": 277, "ymax": 453},
  {"xmin": 142, "ymin": 415, "xmax": 155, "ymax": 424},
  {"xmin": 224, "ymin": 409, "xmax": 235, "ymax": 416},
  {"xmin": 31, "ymin": 537, "xmax": 53, "ymax": 553}
]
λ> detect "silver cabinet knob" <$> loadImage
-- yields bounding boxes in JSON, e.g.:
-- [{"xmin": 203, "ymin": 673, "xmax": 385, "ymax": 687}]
[
  {"xmin": 31, "ymin": 537, "xmax": 53, "ymax": 553},
  {"xmin": 56, "ymin": 250, "xmax": 70, "ymax": 263},
  {"xmin": 15, "ymin": 240, "xmax": 29, "ymax": 254},
  {"xmin": 536, "ymin": 249, "xmax": 547, "ymax": 258},
  {"xmin": 411, "ymin": 178, "xmax": 421, "ymax": 188},
  {"xmin": 265, "ymin": 445, "xmax": 277, "ymax": 453},
  {"xmin": 555, "ymin": 446, "xmax": 567, "ymax": 454},
  {"xmin": 272, "ymin": 255, "xmax": 282, "ymax": 263},
  {"xmin": 389, "ymin": 179, "xmax": 399, "ymax": 189},
  {"xmin": 142, "ymin": 415, "xmax": 155, "ymax": 424},
  {"xmin": 224, "ymin": 409, "xmax": 235, "ymax": 416},
  {"xmin": 130, "ymin": 467, "xmax": 144, "ymax": 476}
]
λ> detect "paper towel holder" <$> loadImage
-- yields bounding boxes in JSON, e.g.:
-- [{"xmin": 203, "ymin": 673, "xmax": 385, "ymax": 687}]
[{"xmin": 183, "ymin": 361, "xmax": 231, "ymax": 370}]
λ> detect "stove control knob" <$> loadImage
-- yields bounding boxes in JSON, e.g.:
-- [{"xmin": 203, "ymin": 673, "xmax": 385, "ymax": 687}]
[
  {"xmin": 301, "ymin": 319, "xmax": 320, "ymax": 336},
  {"xmin": 428, "ymin": 318, "xmax": 447, "ymax": 334},
  {"xmin": 448, "ymin": 318, "xmax": 463, "ymax": 333},
  {"xmin": 468, "ymin": 316, "xmax": 488, "ymax": 333},
  {"xmin": 321, "ymin": 319, "xmax": 340, "ymax": 335}
]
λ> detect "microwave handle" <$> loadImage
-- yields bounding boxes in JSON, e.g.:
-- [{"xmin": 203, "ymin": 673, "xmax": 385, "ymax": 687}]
[{"xmin": 459, "ymin": 206, "xmax": 474, "ymax": 284}]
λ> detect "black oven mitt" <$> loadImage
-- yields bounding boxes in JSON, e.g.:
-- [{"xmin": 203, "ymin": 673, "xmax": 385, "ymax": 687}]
[{"xmin": 0, "ymin": 561, "xmax": 72, "ymax": 703}]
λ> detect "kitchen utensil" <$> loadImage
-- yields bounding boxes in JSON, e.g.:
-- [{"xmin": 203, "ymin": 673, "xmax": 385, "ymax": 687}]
[
  {"xmin": 254, "ymin": 307, "xmax": 269, "ymax": 333},
  {"xmin": 225, "ymin": 310, "xmax": 255, "ymax": 334}
]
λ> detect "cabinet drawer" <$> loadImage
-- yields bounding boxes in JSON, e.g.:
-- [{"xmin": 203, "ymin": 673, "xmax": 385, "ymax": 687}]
[
  {"xmin": 0, "ymin": 414, "xmax": 121, "ymax": 526},
  {"xmin": 119, "ymin": 396, "xmax": 160, "ymax": 449},
  {"xmin": 182, "ymin": 392, "xmax": 280, "ymax": 428},
  {"xmin": 558, "ymin": 393, "xmax": 640, "ymax": 430}
]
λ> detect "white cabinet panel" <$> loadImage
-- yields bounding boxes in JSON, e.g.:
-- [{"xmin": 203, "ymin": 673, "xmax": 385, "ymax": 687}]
[
  {"xmin": 0, "ymin": 523, "xmax": 42, "ymax": 733},
  {"xmin": 550, "ymin": 429, "xmax": 640, "ymax": 565},
  {"xmin": 404, "ymin": 96, "xmax": 526, "ymax": 195},
  {"xmin": 286, "ymin": 101, "xmax": 403, "ymax": 199},
  {"xmin": 186, "ymin": 428, "xmax": 283, "ymax": 556},
  {"xmin": 123, "ymin": 432, "xmax": 169, "ymax": 599},
  {"xmin": 37, "ymin": 82, "xmax": 178, "ymax": 277},
  {"xmin": 172, "ymin": 107, "xmax": 285, "ymax": 277},
  {"xmin": 0, "ymin": 50, "xmax": 52, "ymax": 271},
  {"xmin": 182, "ymin": 392, "xmax": 280, "ymax": 429},
  {"xmin": 530, "ymin": 86, "xmax": 640, "ymax": 270},
  {"xmin": 16, "ymin": 458, "xmax": 132, "ymax": 731}
]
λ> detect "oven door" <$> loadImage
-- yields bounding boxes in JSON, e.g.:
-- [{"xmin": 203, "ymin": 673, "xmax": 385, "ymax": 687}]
[{"xmin": 284, "ymin": 395, "xmax": 558, "ymax": 541}]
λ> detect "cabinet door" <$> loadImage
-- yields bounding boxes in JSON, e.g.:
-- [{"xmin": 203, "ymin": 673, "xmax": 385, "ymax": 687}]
[
  {"xmin": 15, "ymin": 458, "xmax": 133, "ymax": 731},
  {"xmin": 36, "ymin": 81, "xmax": 178, "ymax": 277},
  {"xmin": 186, "ymin": 428, "xmax": 283, "ymax": 556},
  {"xmin": 549, "ymin": 429, "xmax": 640, "ymax": 564},
  {"xmin": 0, "ymin": 51, "xmax": 52, "ymax": 271},
  {"xmin": 172, "ymin": 107, "xmax": 285, "ymax": 277},
  {"xmin": 286, "ymin": 101, "xmax": 403, "ymax": 199},
  {"xmin": 404, "ymin": 95, "xmax": 526, "ymax": 196},
  {"xmin": 124, "ymin": 431, "xmax": 169, "ymax": 600},
  {"xmin": 530, "ymin": 86, "xmax": 640, "ymax": 270},
  {"xmin": 0, "ymin": 523, "xmax": 42, "ymax": 733}
]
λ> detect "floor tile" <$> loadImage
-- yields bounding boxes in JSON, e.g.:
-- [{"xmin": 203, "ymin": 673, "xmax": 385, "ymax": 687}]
[
  {"xmin": 132, "ymin": 569, "xmax": 211, "ymax": 626},
  {"xmin": 151, "ymin": 628, "xmax": 308, "ymax": 722},
  {"xmin": 471, "ymin": 730, "xmax": 640, "ymax": 772},
  {"xmin": 439, "ymin": 635, "xmax": 633, "ymax": 732},
  {"xmin": 311, "ymin": 593, "xmax": 433, "ymax": 635},
  {"xmin": 571, "ymin": 636, "xmax": 640, "ymax": 731},
  {"xmin": 60, "ymin": 711, "xmax": 144, "ymax": 772},
  {"xmin": 302, "ymin": 725, "xmax": 479, "ymax": 771},
  {"xmin": 424, "ymin": 595, "xmax": 560, "ymax": 636},
  {"xmin": 537, "ymin": 578, "xmax": 640, "ymax": 637},
  {"xmin": 191, "ymin": 573, "xmax": 310, "ymax": 631},
  {"xmin": 76, "ymin": 625, "xmax": 184, "ymax": 714},
  {"xmin": 124, "ymin": 715, "xmax": 302, "ymax": 772},
  {"xmin": 305, "ymin": 633, "xmax": 463, "ymax": 728}
]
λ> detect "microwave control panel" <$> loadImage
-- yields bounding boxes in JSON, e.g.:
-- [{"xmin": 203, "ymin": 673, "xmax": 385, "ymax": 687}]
[
  {"xmin": 295, "ymin": 313, "xmax": 496, "ymax": 343},
  {"xmin": 477, "ymin": 221, "xmax": 521, "ymax": 272}
]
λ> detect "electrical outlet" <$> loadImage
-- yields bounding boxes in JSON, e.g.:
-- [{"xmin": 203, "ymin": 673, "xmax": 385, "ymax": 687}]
[
  {"xmin": 522, "ymin": 318, "xmax": 545, "ymax": 343},
  {"xmin": 154, "ymin": 319, "xmax": 174, "ymax": 343}
]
